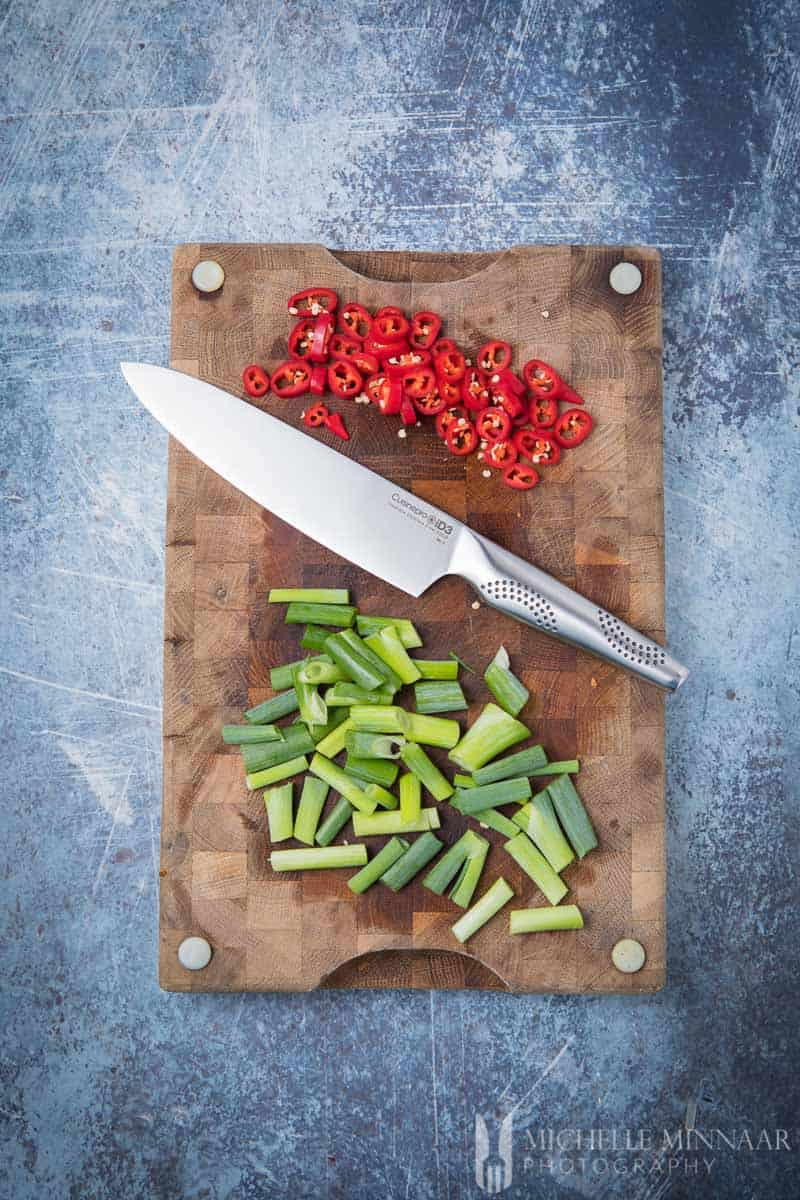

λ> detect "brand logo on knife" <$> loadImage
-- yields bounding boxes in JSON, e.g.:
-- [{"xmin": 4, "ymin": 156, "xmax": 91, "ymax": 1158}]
[{"xmin": 390, "ymin": 493, "xmax": 454, "ymax": 541}]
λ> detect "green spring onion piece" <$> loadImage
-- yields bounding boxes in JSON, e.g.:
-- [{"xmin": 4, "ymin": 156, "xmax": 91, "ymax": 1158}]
[
  {"xmin": 221, "ymin": 723, "xmax": 283, "ymax": 745},
  {"xmin": 315, "ymin": 716, "xmax": 354, "ymax": 758},
  {"xmin": 399, "ymin": 743, "xmax": 454, "ymax": 801},
  {"xmin": 399, "ymin": 772, "xmax": 422, "ymax": 824},
  {"xmin": 300, "ymin": 706, "xmax": 349, "ymax": 745},
  {"xmin": 423, "ymin": 829, "xmax": 488, "ymax": 896},
  {"xmin": 343, "ymin": 755, "xmax": 399, "ymax": 789},
  {"xmin": 295, "ymin": 659, "xmax": 345, "ymax": 686},
  {"xmin": 284, "ymin": 601, "xmax": 356, "ymax": 627},
  {"xmin": 240, "ymin": 725, "xmax": 315, "ymax": 773},
  {"xmin": 324, "ymin": 633, "xmax": 386, "ymax": 692},
  {"xmin": 264, "ymin": 782, "xmax": 294, "ymax": 843},
  {"xmin": 449, "ymin": 842, "xmax": 490, "ymax": 907},
  {"xmin": 448, "ymin": 651, "xmax": 475, "ymax": 674},
  {"xmin": 355, "ymin": 615, "xmax": 423, "ymax": 648},
  {"xmin": 350, "ymin": 705, "xmax": 407, "ymax": 734},
  {"xmin": 296, "ymin": 680, "xmax": 327, "ymax": 728},
  {"xmin": 513, "ymin": 792, "xmax": 575, "ymax": 874},
  {"xmin": 347, "ymin": 837, "xmax": 410, "ymax": 894},
  {"xmin": 380, "ymin": 831, "xmax": 443, "ymax": 892},
  {"xmin": 405, "ymin": 712, "xmax": 461, "ymax": 749},
  {"xmin": 246, "ymin": 755, "xmax": 309, "ymax": 790},
  {"xmin": 503, "ymin": 832, "xmax": 567, "ymax": 906},
  {"xmin": 293, "ymin": 777, "xmax": 329, "ymax": 846},
  {"xmin": 547, "ymin": 775, "xmax": 598, "ymax": 859},
  {"xmin": 364, "ymin": 783, "xmax": 399, "ymax": 811},
  {"xmin": 339, "ymin": 629, "xmax": 403, "ymax": 693},
  {"xmin": 452, "ymin": 777, "xmax": 531, "ymax": 815},
  {"xmin": 448, "ymin": 703, "xmax": 529, "ymax": 772},
  {"xmin": 271, "ymin": 844, "xmax": 367, "ymax": 871},
  {"xmin": 413, "ymin": 659, "xmax": 459, "ymax": 680},
  {"xmin": 301, "ymin": 624, "xmax": 331, "ymax": 652},
  {"xmin": 315, "ymin": 797, "xmax": 353, "ymax": 846},
  {"xmin": 364, "ymin": 627, "xmax": 422, "ymax": 685},
  {"xmin": 451, "ymin": 877, "xmax": 514, "ymax": 943},
  {"xmin": 308, "ymin": 752, "xmax": 377, "ymax": 814},
  {"xmin": 472, "ymin": 744, "xmax": 548, "ymax": 785},
  {"xmin": 510, "ymin": 905, "xmax": 584, "ymax": 934},
  {"xmin": 269, "ymin": 587, "xmax": 350, "ymax": 604},
  {"xmin": 269, "ymin": 657, "xmax": 308, "ymax": 690},
  {"xmin": 352, "ymin": 808, "xmax": 441, "ymax": 837},
  {"xmin": 471, "ymin": 808, "xmax": 520, "ymax": 838},
  {"xmin": 529, "ymin": 760, "xmax": 580, "ymax": 777},
  {"xmin": 244, "ymin": 688, "xmax": 299, "ymax": 724},
  {"xmin": 344, "ymin": 731, "xmax": 406, "ymax": 759},
  {"xmin": 414, "ymin": 680, "xmax": 468, "ymax": 714},
  {"xmin": 484, "ymin": 645, "xmax": 530, "ymax": 716},
  {"xmin": 452, "ymin": 773, "xmax": 474, "ymax": 788},
  {"xmin": 324, "ymin": 682, "xmax": 395, "ymax": 707}
]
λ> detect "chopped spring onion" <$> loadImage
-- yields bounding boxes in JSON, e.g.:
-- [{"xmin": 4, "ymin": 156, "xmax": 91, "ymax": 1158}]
[
  {"xmin": 484, "ymin": 645, "xmax": 530, "ymax": 716},
  {"xmin": 449, "ymin": 838, "xmax": 490, "ymax": 908},
  {"xmin": 325, "ymin": 682, "xmax": 395, "ymax": 707},
  {"xmin": 284, "ymin": 601, "xmax": 356, "ymax": 627},
  {"xmin": 514, "ymin": 791, "xmax": 575, "ymax": 874},
  {"xmin": 339, "ymin": 629, "xmax": 403, "ymax": 693},
  {"xmin": 297, "ymin": 706, "xmax": 349, "ymax": 745},
  {"xmin": 471, "ymin": 807, "xmax": 521, "ymax": 839},
  {"xmin": 264, "ymin": 782, "xmax": 294, "ymax": 843},
  {"xmin": 349, "ymin": 705, "xmax": 460, "ymax": 749},
  {"xmin": 244, "ymin": 688, "xmax": 299, "ymax": 725},
  {"xmin": 399, "ymin": 772, "xmax": 421, "ymax": 824},
  {"xmin": 271, "ymin": 844, "xmax": 367, "ymax": 871},
  {"xmin": 423, "ymin": 829, "xmax": 488, "ymax": 896},
  {"xmin": 296, "ymin": 680, "xmax": 327, "ymax": 727},
  {"xmin": 240, "ymin": 725, "xmax": 315, "ymax": 774},
  {"xmin": 349, "ymin": 704, "xmax": 406, "ymax": 734},
  {"xmin": 451, "ymin": 877, "xmax": 514, "ymax": 943},
  {"xmin": 269, "ymin": 588, "xmax": 350, "ymax": 604},
  {"xmin": 399, "ymin": 742, "xmax": 454, "ymax": 801},
  {"xmin": 344, "ymin": 755, "xmax": 399, "ymax": 789},
  {"xmin": 324, "ymin": 633, "xmax": 386, "ymax": 692},
  {"xmin": 448, "ymin": 703, "xmax": 529, "ymax": 772},
  {"xmin": 380, "ymin": 831, "xmax": 443, "ymax": 892},
  {"xmin": 405, "ymin": 712, "xmax": 461, "ymax": 749},
  {"xmin": 452, "ymin": 773, "xmax": 474, "ymax": 788},
  {"xmin": 221, "ymin": 723, "xmax": 283, "ymax": 745},
  {"xmin": 308, "ymin": 752, "xmax": 377, "ymax": 814},
  {"xmin": 294, "ymin": 777, "xmax": 329, "ymax": 845},
  {"xmin": 348, "ymin": 837, "xmax": 410, "ymax": 894},
  {"xmin": 510, "ymin": 905, "xmax": 584, "ymax": 934},
  {"xmin": 503, "ymin": 832, "xmax": 567, "ymax": 906},
  {"xmin": 344, "ymin": 731, "xmax": 405, "ymax": 759},
  {"xmin": 352, "ymin": 807, "xmax": 441, "ymax": 837},
  {"xmin": 270, "ymin": 657, "xmax": 308, "ymax": 690},
  {"xmin": 355, "ymin": 615, "xmax": 423, "ymax": 648},
  {"xmin": 547, "ymin": 775, "xmax": 598, "ymax": 859},
  {"xmin": 529, "ymin": 760, "xmax": 580, "ymax": 777},
  {"xmin": 246, "ymin": 755, "xmax": 309, "ymax": 790},
  {"xmin": 301, "ymin": 624, "xmax": 331, "ymax": 652},
  {"xmin": 295, "ymin": 659, "xmax": 345, "ymax": 686},
  {"xmin": 364, "ymin": 626, "xmax": 422, "ymax": 685},
  {"xmin": 452, "ymin": 777, "xmax": 532, "ymax": 815},
  {"xmin": 472, "ymin": 744, "xmax": 548, "ymax": 785},
  {"xmin": 363, "ymin": 782, "xmax": 399, "ymax": 811},
  {"xmin": 414, "ymin": 680, "xmax": 468, "ymax": 714},
  {"xmin": 413, "ymin": 659, "xmax": 459, "ymax": 681},
  {"xmin": 315, "ymin": 715, "xmax": 354, "ymax": 758},
  {"xmin": 315, "ymin": 797, "xmax": 353, "ymax": 846}
]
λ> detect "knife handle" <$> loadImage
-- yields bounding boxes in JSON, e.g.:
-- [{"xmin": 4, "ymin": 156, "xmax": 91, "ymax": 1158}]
[{"xmin": 452, "ymin": 531, "xmax": 688, "ymax": 691}]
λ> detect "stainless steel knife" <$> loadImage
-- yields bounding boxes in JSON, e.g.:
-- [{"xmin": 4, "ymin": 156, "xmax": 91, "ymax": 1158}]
[{"xmin": 122, "ymin": 363, "xmax": 688, "ymax": 691}]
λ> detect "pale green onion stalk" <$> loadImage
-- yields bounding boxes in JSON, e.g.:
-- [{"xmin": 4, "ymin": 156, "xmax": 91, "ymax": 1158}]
[
  {"xmin": 355, "ymin": 615, "xmax": 422, "ymax": 648},
  {"xmin": 514, "ymin": 791, "xmax": 575, "ymax": 874},
  {"xmin": 547, "ymin": 776, "xmax": 598, "ymax": 858},
  {"xmin": 315, "ymin": 716, "xmax": 354, "ymax": 758},
  {"xmin": 352, "ymin": 807, "xmax": 441, "ymax": 837},
  {"xmin": 484, "ymin": 645, "xmax": 530, "ymax": 716},
  {"xmin": 503, "ymin": 832, "xmax": 567, "ymax": 906},
  {"xmin": 348, "ymin": 837, "xmax": 409, "ymax": 894},
  {"xmin": 399, "ymin": 772, "xmax": 422, "ymax": 824},
  {"xmin": 509, "ymin": 905, "xmax": 584, "ymax": 934},
  {"xmin": 400, "ymin": 742, "xmax": 454, "ymax": 801},
  {"xmin": 451, "ymin": 877, "xmax": 514, "ymax": 943},
  {"xmin": 448, "ymin": 703, "xmax": 529, "ymax": 772},
  {"xmin": 268, "ymin": 587, "xmax": 349, "ymax": 604},
  {"xmin": 264, "ymin": 783, "xmax": 294, "ymax": 843},
  {"xmin": 293, "ymin": 777, "xmax": 329, "ymax": 845},
  {"xmin": 308, "ymin": 752, "xmax": 377, "ymax": 814},
  {"xmin": 296, "ymin": 680, "xmax": 327, "ymax": 727},
  {"xmin": 270, "ymin": 845, "xmax": 367, "ymax": 871},
  {"xmin": 246, "ymin": 755, "xmax": 309, "ymax": 790},
  {"xmin": 413, "ymin": 659, "xmax": 459, "ymax": 680},
  {"xmin": 364, "ymin": 626, "xmax": 422, "ymax": 685}
]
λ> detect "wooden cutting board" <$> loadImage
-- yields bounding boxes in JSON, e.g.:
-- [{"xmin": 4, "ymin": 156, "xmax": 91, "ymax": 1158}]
[{"xmin": 161, "ymin": 243, "xmax": 666, "ymax": 994}]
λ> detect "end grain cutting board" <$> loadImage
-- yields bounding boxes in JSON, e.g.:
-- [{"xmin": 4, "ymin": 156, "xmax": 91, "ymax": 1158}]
[{"xmin": 161, "ymin": 243, "xmax": 667, "ymax": 994}]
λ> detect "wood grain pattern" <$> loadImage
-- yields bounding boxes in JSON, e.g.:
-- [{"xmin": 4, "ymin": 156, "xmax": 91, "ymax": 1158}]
[{"xmin": 161, "ymin": 243, "xmax": 666, "ymax": 994}]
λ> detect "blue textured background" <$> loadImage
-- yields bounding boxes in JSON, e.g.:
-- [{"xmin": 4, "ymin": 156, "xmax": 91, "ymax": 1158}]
[{"xmin": 1, "ymin": 2, "xmax": 798, "ymax": 1197}]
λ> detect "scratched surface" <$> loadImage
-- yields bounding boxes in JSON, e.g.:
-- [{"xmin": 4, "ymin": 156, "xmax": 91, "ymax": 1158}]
[{"xmin": 0, "ymin": 1, "xmax": 798, "ymax": 1197}]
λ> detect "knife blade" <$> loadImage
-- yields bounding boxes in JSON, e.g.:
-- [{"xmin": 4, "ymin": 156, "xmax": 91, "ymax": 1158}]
[{"xmin": 122, "ymin": 363, "xmax": 688, "ymax": 691}]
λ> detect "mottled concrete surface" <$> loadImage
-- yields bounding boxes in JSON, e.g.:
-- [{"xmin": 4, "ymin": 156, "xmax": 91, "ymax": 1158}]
[{"xmin": 1, "ymin": 2, "xmax": 798, "ymax": 1197}]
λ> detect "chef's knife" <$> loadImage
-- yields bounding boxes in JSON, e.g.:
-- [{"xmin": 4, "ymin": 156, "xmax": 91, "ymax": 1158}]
[{"xmin": 122, "ymin": 363, "xmax": 688, "ymax": 691}]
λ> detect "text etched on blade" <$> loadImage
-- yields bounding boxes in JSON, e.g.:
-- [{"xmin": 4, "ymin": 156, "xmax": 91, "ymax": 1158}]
[{"xmin": 389, "ymin": 493, "xmax": 454, "ymax": 544}]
